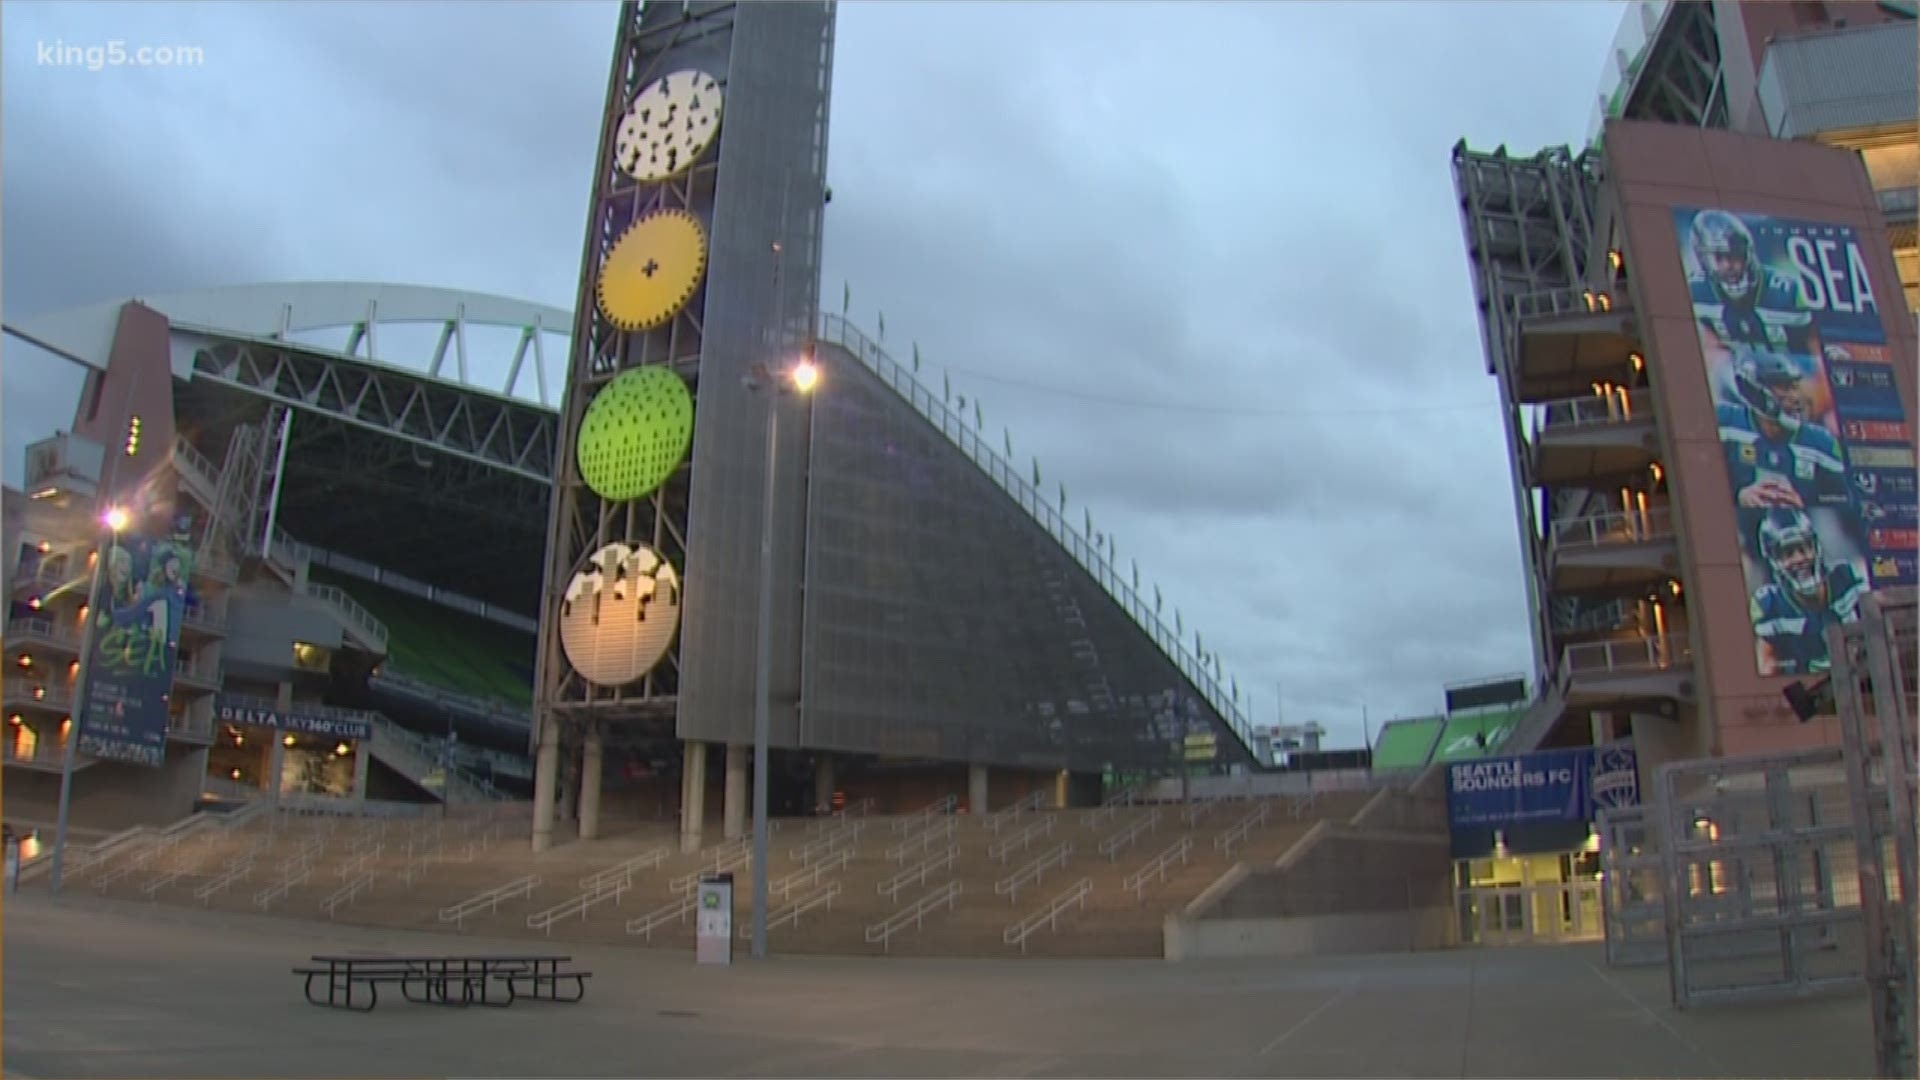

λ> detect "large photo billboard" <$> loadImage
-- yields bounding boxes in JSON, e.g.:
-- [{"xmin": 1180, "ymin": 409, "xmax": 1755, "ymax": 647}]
[
  {"xmin": 74, "ymin": 518, "xmax": 195, "ymax": 767},
  {"xmin": 1674, "ymin": 208, "xmax": 1917, "ymax": 677}
]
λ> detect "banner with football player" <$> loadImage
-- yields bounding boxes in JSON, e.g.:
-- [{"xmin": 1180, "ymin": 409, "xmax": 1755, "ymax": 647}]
[
  {"xmin": 1675, "ymin": 207, "xmax": 1917, "ymax": 677},
  {"xmin": 74, "ymin": 517, "xmax": 196, "ymax": 767}
]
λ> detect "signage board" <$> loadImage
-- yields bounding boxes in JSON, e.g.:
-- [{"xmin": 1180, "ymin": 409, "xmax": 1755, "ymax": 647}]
[
  {"xmin": 695, "ymin": 873, "xmax": 733, "ymax": 965},
  {"xmin": 214, "ymin": 697, "xmax": 374, "ymax": 742},
  {"xmin": 1445, "ymin": 743, "xmax": 1640, "ymax": 831}
]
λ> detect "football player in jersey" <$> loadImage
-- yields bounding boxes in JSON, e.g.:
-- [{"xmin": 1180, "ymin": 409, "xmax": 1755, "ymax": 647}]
[
  {"xmin": 1688, "ymin": 210, "xmax": 1818, "ymax": 356},
  {"xmin": 1717, "ymin": 347, "xmax": 1851, "ymax": 532},
  {"xmin": 1748, "ymin": 508, "xmax": 1866, "ymax": 676}
]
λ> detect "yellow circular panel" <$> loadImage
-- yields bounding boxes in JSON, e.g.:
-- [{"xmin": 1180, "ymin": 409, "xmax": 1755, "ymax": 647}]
[
  {"xmin": 596, "ymin": 209, "xmax": 708, "ymax": 332},
  {"xmin": 559, "ymin": 542, "xmax": 682, "ymax": 688},
  {"xmin": 614, "ymin": 69, "xmax": 724, "ymax": 183}
]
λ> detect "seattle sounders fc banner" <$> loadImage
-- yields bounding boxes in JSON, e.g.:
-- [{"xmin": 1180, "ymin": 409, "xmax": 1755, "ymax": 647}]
[
  {"xmin": 75, "ymin": 519, "xmax": 195, "ymax": 767},
  {"xmin": 1446, "ymin": 744, "xmax": 1639, "ymax": 832},
  {"xmin": 1674, "ymin": 208, "xmax": 1916, "ymax": 678}
]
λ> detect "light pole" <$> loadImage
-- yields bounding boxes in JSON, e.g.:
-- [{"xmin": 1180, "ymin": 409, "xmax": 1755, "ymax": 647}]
[
  {"xmin": 50, "ymin": 504, "xmax": 130, "ymax": 895},
  {"xmin": 743, "ymin": 353, "xmax": 818, "ymax": 960}
]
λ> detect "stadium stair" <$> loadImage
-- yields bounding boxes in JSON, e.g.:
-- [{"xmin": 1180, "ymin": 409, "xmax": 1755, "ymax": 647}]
[
  {"xmin": 67, "ymin": 795, "xmax": 1372, "ymax": 960},
  {"xmin": 363, "ymin": 712, "xmax": 504, "ymax": 803}
]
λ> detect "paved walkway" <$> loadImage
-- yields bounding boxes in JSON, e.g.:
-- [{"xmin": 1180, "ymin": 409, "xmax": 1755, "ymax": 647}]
[{"xmin": 2, "ymin": 893, "xmax": 1873, "ymax": 1078}]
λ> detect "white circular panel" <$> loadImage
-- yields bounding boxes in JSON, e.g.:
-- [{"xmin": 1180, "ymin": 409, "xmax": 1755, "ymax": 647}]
[
  {"xmin": 614, "ymin": 69, "xmax": 723, "ymax": 183},
  {"xmin": 558, "ymin": 541, "xmax": 682, "ymax": 687}
]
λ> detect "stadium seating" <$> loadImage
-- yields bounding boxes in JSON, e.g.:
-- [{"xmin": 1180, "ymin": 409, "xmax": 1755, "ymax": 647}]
[
  {"xmin": 309, "ymin": 567, "xmax": 533, "ymax": 707},
  {"xmin": 1429, "ymin": 707, "xmax": 1523, "ymax": 763},
  {"xmin": 66, "ymin": 794, "xmax": 1372, "ymax": 959},
  {"xmin": 1369, "ymin": 717, "xmax": 1444, "ymax": 771}
]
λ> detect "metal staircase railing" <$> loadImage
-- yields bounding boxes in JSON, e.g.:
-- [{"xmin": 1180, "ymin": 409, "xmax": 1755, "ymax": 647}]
[{"xmin": 816, "ymin": 312, "xmax": 1260, "ymax": 764}]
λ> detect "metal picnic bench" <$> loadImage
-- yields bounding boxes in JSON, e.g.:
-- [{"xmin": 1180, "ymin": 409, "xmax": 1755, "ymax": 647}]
[{"xmin": 292, "ymin": 953, "xmax": 592, "ymax": 1012}]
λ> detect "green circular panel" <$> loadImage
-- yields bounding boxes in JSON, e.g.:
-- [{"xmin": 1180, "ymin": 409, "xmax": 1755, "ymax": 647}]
[{"xmin": 577, "ymin": 367, "xmax": 694, "ymax": 502}]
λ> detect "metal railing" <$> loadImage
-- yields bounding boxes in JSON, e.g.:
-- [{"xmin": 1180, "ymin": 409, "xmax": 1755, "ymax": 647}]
[
  {"xmin": 891, "ymin": 794, "xmax": 957, "ymax": 834},
  {"xmin": 193, "ymin": 860, "xmax": 254, "ymax": 904},
  {"xmin": 4, "ymin": 680, "xmax": 74, "ymax": 710},
  {"xmin": 1098, "ymin": 809, "xmax": 1161, "ymax": 861},
  {"xmin": 253, "ymin": 867, "xmax": 310, "ymax": 910},
  {"xmin": 818, "ymin": 312, "xmax": 1260, "ymax": 763},
  {"xmin": 773, "ymin": 847, "xmax": 850, "ymax": 900},
  {"xmin": 1215, "ymin": 801, "xmax": 1272, "ymax": 857},
  {"xmin": 988, "ymin": 816, "xmax": 1056, "ymax": 863},
  {"xmin": 1534, "ymin": 388, "xmax": 1649, "ymax": 438},
  {"xmin": 173, "ymin": 657, "xmax": 223, "ymax": 687},
  {"xmin": 671, "ymin": 845, "xmax": 751, "ymax": 894},
  {"xmin": 1003, "ymin": 877, "xmax": 1093, "ymax": 952},
  {"xmin": 181, "ymin": 606, "xmax": 229, "ymax": 634},
  {"xmin": 1510, "ymin": 285, "xmax": 1619, "ymax": 320},
  {"xmin": 865, "ymin": 880, "xmax": 962, "ymax": 952},
  {"xmin": 171, "ymin": 437, "xmax": 222, "ymax": 500},
  {"xmin": 1559, "ymin": 635, "xmax": 1692, "ymax": 680},
  {"xmin": 1080, "ymin": 784, "xmax": 1141, "ymax": 829},
  {"xmin": 878, "ymin": 846, "xmax": 957, "ymax": 901},
  {"xmin": 626, "ymin": 894, "xmax": 696, "ymax": 939},
  {"xmin": 7, "ymin": 617, "xmax": 79, "ymax": 648},
  {"xmin": 579, "ymin": 849, "xmax": 668, "ymax": 892},
  {"xmin": 302, "ymin": 583, "xmax": 391, "ymax": 651},
  {"xmin": 984, "ymin": 790, "xmax": 1049, "ymax": 833},
  {"xmin": 995, "ymin": 842, "xmax": 1073, "ymax": 904},
  {"xmin": 321, "ymin": 873, "xmax": 376, "ymax": 918},
  {"xmin": 437, "ymin": 875, "xmax": 539, "ymax": 928},
  {"xmin": 527, "ymin": 877, "xmax": 626, "ymax": 934},
  {"xmin": 1124, "ymin": 836, "xmax": 1193, "ymax": 902},
  {"xmin": 1550, "ymin": 506, "xmax": 1674, "ymax": 552},
  {"xmin": 791, "ymin": 820, "xmax": 865, "ymax": 863},
  {"xmin": 4, "ymin": 739, "xmax": 73, "ymax": 768},
  {"xmin": 750, "ymin": 880, "xmax": 840, "ymax": 935},
  {"xmin": 1878, "ymin": 184, "xmax": 1919, "ymax": 216},
  {"xmin": 886, "ymin": 817, "xmax": 957, "ymax": 863}
]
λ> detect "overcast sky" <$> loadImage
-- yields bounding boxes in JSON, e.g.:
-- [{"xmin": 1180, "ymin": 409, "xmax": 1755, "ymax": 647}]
[{"xmin": 2, "ymin": 0, "xmax": 1627, "ymax": 748}]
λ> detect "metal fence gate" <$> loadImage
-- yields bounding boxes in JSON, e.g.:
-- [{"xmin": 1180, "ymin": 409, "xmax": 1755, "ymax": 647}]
[
  {"xmin": 1598, "ymin": 804, "xmax": 1667, "ymax": 966},
  {"xmin": 1830, "ymin": 589, "xmax": 1916, "ymax": 1079},
  {"xmin": 1656, "ymin": 745, "xmax": 1861, "ymax": 1008}
]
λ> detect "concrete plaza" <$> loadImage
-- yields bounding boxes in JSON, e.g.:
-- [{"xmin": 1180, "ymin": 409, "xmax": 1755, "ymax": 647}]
[{"xmin": 2, "ymin": 892, "xmax": 1874, "ymax": 1078}]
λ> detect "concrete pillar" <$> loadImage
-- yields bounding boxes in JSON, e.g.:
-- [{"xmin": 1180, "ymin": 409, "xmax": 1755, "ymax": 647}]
[
  {"xmin": 1589, "ymin": 710, "xmax": 1614, "ymax": 747},
  {"xmin": 723, "ymin": 744, "xmax": 748, "ymax": 840},
  {"xmin": 968, "ymin": 763, "xmax": 989, "ymax": 815},
  {"xmin": 1053, "ymin": 769, "xmax": 1069, "ymax": 810},
  {"xmin": 531, "ymin": 717, "xmax": 560, "ymax": 854},
  {"xmin": 268, "ymin": 682, "xmax": 293, "ymax": 802},
  {"xmin": 681, "ymin": 741, "xmax": 708, "ymax": 853},
  {"xmin": 579, "ymin": 727, "xmax": 604, "ymax": 841},
  {"xmin": 814, "ymin": 755, "xmax": 834, "ymax": 814},
  {"xmin": 352, "ymin": 740, "xmax": 372, "ymax": 809}
]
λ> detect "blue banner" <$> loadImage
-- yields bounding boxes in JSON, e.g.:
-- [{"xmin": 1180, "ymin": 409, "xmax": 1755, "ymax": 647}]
[
  {"xmin": 1446, "ymin": 744, "xmax": 1639, "ymax": 831},
  {"xmin": 214, "ymin": 697, "xmax": 373, "ymax": 742},
  {"xmin": 1673, "ymin": 208, "xmax": 1916, "ymax": 677},
  {"xmin": 75, "ymin": 522, "xmax": 195, "ymax": 768}
]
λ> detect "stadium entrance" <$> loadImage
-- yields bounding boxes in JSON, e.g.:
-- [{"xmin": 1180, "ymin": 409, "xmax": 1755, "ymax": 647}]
[
  {"xmin": 205, "ymin": 698, "xmax": 372, "ymax": 808},
  {"xmin": 1446, "ymin": 742, "xmax": 1639, "ymax": 946}
]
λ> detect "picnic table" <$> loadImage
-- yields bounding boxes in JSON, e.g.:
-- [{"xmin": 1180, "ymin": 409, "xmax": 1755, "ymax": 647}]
[{"xmin": 293, "ymin": 953, "xmax": 592, "ymax": 1012}]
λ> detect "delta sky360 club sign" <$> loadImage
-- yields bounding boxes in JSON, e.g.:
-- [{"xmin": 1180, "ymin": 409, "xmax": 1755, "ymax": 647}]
[{"xmin": 558, "ymin": 69, "xmax": 722, "ymax": 688}]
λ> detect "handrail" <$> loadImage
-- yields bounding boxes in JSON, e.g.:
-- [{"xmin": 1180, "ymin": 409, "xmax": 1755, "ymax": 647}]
[
  {"xmin": 338, "ymin": 845, "xmax": 383, "ymax": 877},
  {"xmin": 891, "ymin": 794, "xmax": 958, "ymax": 834},
  {"xmin": 579, "ymin": 848, "xmax": 669, "ymax": 891},
  {"xmin": 438, "ymin": 874, "xmax": 540, "ymax": 927},
  {"xmin": 985, "ymin": 790, "xmax": 1050, "ymax": 833},
  {"xmin": 1533, "ymin": 387, "xmax": 1648, "ymax": 439},
  {"xmin": 1559, "ymin": 634, "xmax": 1693, "ymax": 682},
  {"xmin": 818, "ymin": 311, "xmax": 1259, "ymax": 763},
  {"xmin": 253, "ymin": 867, "xmax": 310, "ymax": 910},
  {"xmin": 865, "ymin": 880, "xmax": 962, "ymax": 952},
  {"xmin": 1124, "ymin": 836, "xmax": 1194, "ymax": 901},
  {"xmin": 4, "ymin": 681, "xmax": 75, "ymax": 709},
  {"xmin": 6, "ymin": 617, "xmax": 79, "ymax": 646},
  {"xmin": 1081, "ymin": 785, "xmax": 1141, "ymax": 829},
  {"xmin": 1550, "ymin": 505, "xmax": 1674, "ymax": 551},
  {"xmin": 301, "ymin": 582, "xmax": 391, "ymax": 650},
  {"xmin": 1098, "ymin": 809, "xmax": 1161, "ymax": 861},
  {"xmin": 94, "ymin": 847, "xmax": 162, "ymax": 889},
  {"xmin": 750, "ymin": 881, "xmax": 841, "ymax": 935},
  {"xmin": 670, "ymin": 846, "xmax": 751, "ymax": 894},
  {"xmin": 1288, "ymin": 790, "xmax": 1320, "ymax": 819},
  {"xmin": 321, "ymin": 873, "xmax": 376, "ymax": 917},
  {"xmin": 791, "ymin": 820, "xmax": 865, "ymax": 863},
  {"xmin": 877, "ymin": 845, "xmax": 958, "ymax": 901},
  {"xmin": 193, "ymin": 859, "xmax": 254, "ymax": 903},
  {"xmin": 527, "ymin": 877, "xmax": 626, "ymax": 934},
  {"xmin": 885, "ymin": 817, "xmax": 957, "ymax": 863},
  {"xmin": 1181, "ymin": 799, "xmax": 1219, "ymax": 827},
  {"xmin": 1510, "ymin": 285, "xmax": 1618, "ymax": 320},
  {"xmin": 626, "ymin": 894, "xmax": 696, "ymax": 939},
  {"xmin": 140, "ymin": 865, "xmax": 199, "ymax": 898},
  {"xmin": 773, "ymin": 847, "xmax": 851, "ymax": 900},
  {"xmin": 995, "ymin": 841, "xmax": 1073, "ymax": 904},
  {"xmin": 988, "ymin": 816, "xmax": 1056, "ymax": 863},
  {"xmin": 1215, "ymin": 801, "xmax": 1272, "ymax": 857},
  {"xmin": 1003, "ymin": 877, "xmax": 1093, "ymax": 952}
]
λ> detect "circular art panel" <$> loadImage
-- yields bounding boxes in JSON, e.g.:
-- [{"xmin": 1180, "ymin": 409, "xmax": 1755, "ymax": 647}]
[
  {"xmin": 614, "ymin": 69, "xmax": 724, "ymax": 183},
  {"xmin": 597, "ymin": 208, "xmax": 708, "ymax": 332},
  {"xmin": 559, "ymin": 541, "xmax": 682, "ymax": 688},
  {"xmin": 577, "ymin": 366, "xmax": 694, "ymax": 502}
]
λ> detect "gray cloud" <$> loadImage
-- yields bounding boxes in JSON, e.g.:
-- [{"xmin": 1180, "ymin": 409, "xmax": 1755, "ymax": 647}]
[{"xmin": 3, "ymin": 0, "xmax": 1620, "ymax": 746}]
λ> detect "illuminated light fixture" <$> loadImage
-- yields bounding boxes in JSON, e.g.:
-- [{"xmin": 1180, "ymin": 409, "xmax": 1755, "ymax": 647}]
[
  {"xmin": 612, "ymin": 69, "xmax": 724, "ymax": 183},
  {"xmin": 559, "ymin": 541, "xmax": 683, "ymax": 688},
  {"xmin": 36, "ymin": 541, "xmax": 50, "ymax": 554},
  {"xmin": 575, "ymin": 366, "xmax": 695, "ymax": 503},
  {"xmin": 60, "ymin": 718, "xmax": 70, "ymax": 734},
  {"xmin": 283, "ymin": 734, "xmax": 296, "ymax": 748},
  {"xmin": 124, "ymin": 415, "xmax": 142, "ymax": 457},
  {"xmin": 27, "ymin": 597, "xmax": 42, "ymax": 611},
  {"xmin": 30, "ymin": 487, "xmax": 59, "ymax": 500},
  {"xmin": 1669, "ymin": 580, "xmax": 1684, "ymax": 598},
  {"xmin": 1628, "ymin": 352, "xmax": 1645, "ymax": 373},
  {"xmin": 16, "ymin": 655, "xmax": 31, "ymax": 669},
  {"xmin": 230, "ymin": 768, "xmax": 242, "ymax": 780},
  {"xmin": 596, "ymin": 208, "xmax": 709, "ymax": 333},
  {"xmin": 77, "ymin": 604, "xmax": 89, "ymax": 620},
  {"xmin": 67, "ymin": 661, "xmax": 79, "ymax": 675},
  {"xmin": 790, "ymin": 359, "xmax": 820, "ymax": 394},
  {"xmin": 234, "ymin": 734, "xmax": 245, "ymax": 747},
  {"xmin": 1649, "ymin": 462, "xmax": 1665, "ymax": 483},
  {"xmin": 32, "ymin": 687, "xmax": 46, "ymax": 700},
  {"xmin": 103, "ymin": 506, "xmax": 129, "ymax": 533},
  {"xmin": 334, "ymin": 743, "xmax": 350, "ymax": 757},
  {"xmin": 1582, "ymin": 290, "xmax": 1596, "ymax": 311},
  {"xmin": 1608, "ymin": 249, "xmax": 1624, "ymax": 272},
  {"xmin": 7, "ymin": 715, "xmax": 19, "ymax": 726}
]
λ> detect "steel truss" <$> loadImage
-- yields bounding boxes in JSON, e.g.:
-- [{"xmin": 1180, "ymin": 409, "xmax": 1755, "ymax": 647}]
[
  {"xmin": 1830, "ymin": 589, "xmax": 1917, "ymax": 1079},
  {"xmin": 1620, "ymin": 1, "xmax": 1725, "ymax": 131},
  {"xmin": 186, "ymin": 337, "xmax": 558, "ymax": 484}
]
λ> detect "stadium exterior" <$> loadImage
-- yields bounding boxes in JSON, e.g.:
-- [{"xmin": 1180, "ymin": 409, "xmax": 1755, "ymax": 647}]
[{"xmin": 1443, "ymin": 0, "xmax": 1917, "ymax": 943}]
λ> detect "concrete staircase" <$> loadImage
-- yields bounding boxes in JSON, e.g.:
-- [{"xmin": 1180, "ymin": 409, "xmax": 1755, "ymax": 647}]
[{"xmin": 71, "ymin": 794, "xmax": 1372, "ymax": 958}]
